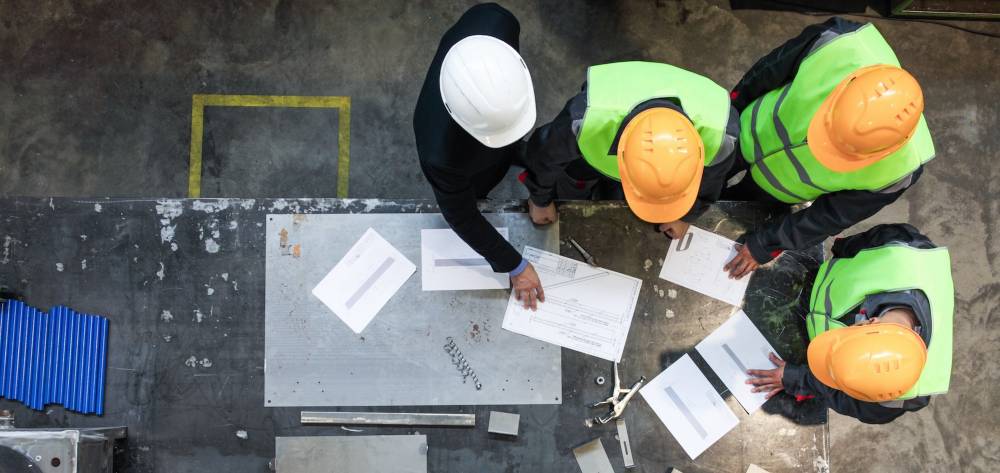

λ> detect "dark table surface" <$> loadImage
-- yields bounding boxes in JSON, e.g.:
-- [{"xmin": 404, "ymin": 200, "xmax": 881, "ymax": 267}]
[{"xmin": 0, "ymin": 198, "xmax": 828, "ymax": 473}]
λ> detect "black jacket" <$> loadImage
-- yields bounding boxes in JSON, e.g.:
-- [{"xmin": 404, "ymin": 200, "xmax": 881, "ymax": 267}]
[
  {"xmin": 782, "ymin": 223, "xmax": 934, "ymax": 424},
  {"xmin": 730, "ymin": 18, "xmax": 925, "ymax": 264},
  {"xmin": 414, "ymin": 3, "xmax": 523, "ymax": 273},
  {"xmin": 524, "ymin": 90, "xmax": 737, "ymax": 222}
]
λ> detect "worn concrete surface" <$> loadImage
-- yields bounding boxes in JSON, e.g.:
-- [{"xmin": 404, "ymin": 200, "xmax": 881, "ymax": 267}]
[{"xmin": 0, "ymin": 1, "xmax": 998, "ymax": 472}]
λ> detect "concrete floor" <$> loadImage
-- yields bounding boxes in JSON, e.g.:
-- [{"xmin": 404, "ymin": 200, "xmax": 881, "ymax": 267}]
[{"xmin": 0, "ymin": 1, "xmax": 998, "ymax": 471}]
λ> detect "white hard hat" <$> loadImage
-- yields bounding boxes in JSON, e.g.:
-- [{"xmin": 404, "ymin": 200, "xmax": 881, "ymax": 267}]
[{"xmin": 439, "ymin": 35, "xmax": 536, "ymax": 148}]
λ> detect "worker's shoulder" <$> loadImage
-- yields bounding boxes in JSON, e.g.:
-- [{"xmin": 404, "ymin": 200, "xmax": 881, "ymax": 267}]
[{"xmin": 461, "ymin": 3, "xmax": 519, "ymax": 25}]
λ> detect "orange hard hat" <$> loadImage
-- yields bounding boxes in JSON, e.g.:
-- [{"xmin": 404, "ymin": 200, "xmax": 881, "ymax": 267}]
[
  {"xmin": 808, "ymin": 64, "xmax": 924, "ymax": 172},
  {"xmin": 807, "ymin": 323, "xmax": 927, "ymax": 402},
  {"xmin": 617, "ymin": 108, "xmax": 704, "ymax": 223}
]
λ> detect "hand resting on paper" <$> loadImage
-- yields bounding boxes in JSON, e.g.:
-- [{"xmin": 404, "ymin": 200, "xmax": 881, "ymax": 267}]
[
  {"xmin": 724, "ymin": 243, "xmax": 759, "ymax": 279},
  {"xmin": 746, "ymin": 352, "xmax": 786, "ymax": 399},
  {"xmin": 511, "ymin": 262, "xmax": 545, "ymax": 311}
]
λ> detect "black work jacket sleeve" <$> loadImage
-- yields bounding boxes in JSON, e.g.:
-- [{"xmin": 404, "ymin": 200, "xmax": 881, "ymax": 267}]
[
  {"xmin": 684, "ymin": 148, "xmax": 735, "ymax": 222},
  {"xmin": 782, "ymin": 364, "xmax": 929, "ymax": 424},
  {"xmin": 744, "ymin": 166, "xmax": 923, "ymax": 264},
  {"xmin": 731, "ymin": 17, "xmax": 863, "ymax": 111},
  {"xmin": 420, "ymin": 162, "xmax": 523, "ymax": 273},
  {"xmin": 522, "ymin": 92, "xmax": 587, "ymax": 207},
  {"xmin": 683, "ymin": 106, "xmax": 740, "ymax": 222}
]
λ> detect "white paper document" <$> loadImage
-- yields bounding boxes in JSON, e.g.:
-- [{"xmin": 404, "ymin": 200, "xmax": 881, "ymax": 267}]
[
  {"xmin": 501, "ymin": 246, "xmax": 642, "ymax": 362},
  {"xmin": 311, "ymin": 228, "xmax": 416, "ymax": 334},
  {"xmin": 421, "ymin": 228, "xmax": 510, "ymax": 291},
  {"xmin": 659, "ymin": 226, "xmax": 749, "ymax": 306},
  {"xmin": 639, "ymin": 354, "xmax": 739, "ymax": 459},
  {"xmin": 696, "ymin": 310, "xmax": 781, "ymax": 414}
]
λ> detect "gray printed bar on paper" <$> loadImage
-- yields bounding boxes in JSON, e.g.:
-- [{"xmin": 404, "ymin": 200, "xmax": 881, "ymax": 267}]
[
  {"xmin": 345, "ymin": 256, "xmax": 395, "ymax": 308},
  {"xmin": 434, "ymin": 257, "xmax": 489, "ymax": 267},
  {"xmin": 722, "ymin": 343, "xmax": 749, "ymax": 374},
  {"xmin": 666, "ymin": 386, "xmax": 708, "ymax": 439}
]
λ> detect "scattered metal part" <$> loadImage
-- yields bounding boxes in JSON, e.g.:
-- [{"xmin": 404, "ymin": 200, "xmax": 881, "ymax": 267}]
[
  {"xmin": 0, "ymin": 426, "xmax": 127, "ymax": 473},
  {"xmin": 443, "ymin": 337, "xmax": 482, "ymax": 390},
  {"xmin": 589, "ymin": 363, "xmax": 645, "ymax": 424},
  {"xmin": 573, "ymin": 438, "xmax": 615, "ymax": 473},
  {"xmin": 568, "ymin": 238, "xmax": 598, "ymax": 266},
  {"xmin": 616, "ymin": 419, "xmax": 635, "ymax": 468},
  {"xmin": 487, "ymin": 411, "xmax": 519, "ymax": 436},
  {"xmin": 300, "ymin": 411, "xmax": 476, "ymax": 427},
  {"xmin": 595, "ymin": 376, "xmax": 605, "ymax": 386}
]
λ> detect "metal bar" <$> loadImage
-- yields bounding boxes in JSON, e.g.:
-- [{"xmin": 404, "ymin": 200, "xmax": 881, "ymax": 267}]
[
  {"xmin": 616, "ymin": 419, "xmax": 634, "ymax": 468},
  {"xmin": 301, "ymin": 411, "xmax": 475, "ymax": 427}
]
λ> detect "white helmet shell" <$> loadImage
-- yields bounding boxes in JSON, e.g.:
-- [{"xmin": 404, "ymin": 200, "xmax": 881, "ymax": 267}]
[{"xmin": 439, "ymin": 35, "xmax": 536, "ymax": 148}]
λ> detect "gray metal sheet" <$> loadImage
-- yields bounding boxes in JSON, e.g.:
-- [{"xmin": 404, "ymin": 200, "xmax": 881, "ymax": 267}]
[
  {"xmin": 275, "ymin": 435, "xmax": 427, "ymax": 473},
  {"xmin": 264, "ymin": 212, "xmax": 561, "ymax": 406}
]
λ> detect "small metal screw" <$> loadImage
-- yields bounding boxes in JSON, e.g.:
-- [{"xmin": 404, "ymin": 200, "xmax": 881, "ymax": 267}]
[
  {"xmin": 51, "ymin": 457, "xmax": 61, "ymax": 467},
  {"xmin": 595, "ymin": 376, "xmax": 605, "ymax": 386}
]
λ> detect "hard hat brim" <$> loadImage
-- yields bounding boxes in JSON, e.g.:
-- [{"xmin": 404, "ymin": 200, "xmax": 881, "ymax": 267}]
[
  {"xmin": 468, "ymin": 99, "xmax": 536, "ymax": 149},
  {"xmin": 807, "ymin": 67, "xmax": 910, "ymax": 173},
  {"xmin": 619, "ymin": 156, "xmax": 703, "ymax": 224},
  {"xmin": 806, "ymin": 329, "xmax": 843, "ymax": 391}
]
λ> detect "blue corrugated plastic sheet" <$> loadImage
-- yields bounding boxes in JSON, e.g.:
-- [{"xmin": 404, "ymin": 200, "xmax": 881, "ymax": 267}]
[{"xmin": 0, "ymin": 300, "xmax": 109, "ymax": 415}]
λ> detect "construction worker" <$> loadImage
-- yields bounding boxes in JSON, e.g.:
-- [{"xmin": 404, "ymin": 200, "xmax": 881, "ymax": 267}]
[
  {"xmin": 722, "ymin": 18, "xmax": 934, "ymax": 279},
  {"xmin": 746, "ymin": 224, "xmax": 953, "ymax": 424},
  {"xmin": 414, "ymin": 3, "xmax": 543, "ymax": 309},
  {"xmin": 522, "ymin": 61, "xmax": 737, "ymax": 236}
]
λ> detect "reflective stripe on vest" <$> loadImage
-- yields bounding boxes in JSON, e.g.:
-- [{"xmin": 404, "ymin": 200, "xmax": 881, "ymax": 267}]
[
  {"xmin": 577, "ymin": 61, "xmax": 730, "ymax": 179},
  {"xmin": 739, "ymin": 24, "xmax": 936, "ymax": 204},
  {"xmin": 807, "ymin": 245, "xmax": 954, "ymax": 399}
]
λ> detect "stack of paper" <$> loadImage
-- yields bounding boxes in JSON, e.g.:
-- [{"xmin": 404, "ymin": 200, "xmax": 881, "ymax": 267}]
[
  {"xmin": 696, "ymin": 310, "xmax": 781, "ymax": 414},
  {"xmin": 311, "ymin": 228, "xmax": 416, "ymax": 334},
  {"xmin": 659, "ymin": 226, "xmax": 750, "ymax": 306},
  {"xmin": 501, "ymin": 246, "xmax": 642, "ymax": 362}
]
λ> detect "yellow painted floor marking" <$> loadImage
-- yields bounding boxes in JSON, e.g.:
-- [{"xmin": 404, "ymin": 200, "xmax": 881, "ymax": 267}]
[{"xmin": 187, "ymin": 94, "xmax": 351, "ymax": 198}]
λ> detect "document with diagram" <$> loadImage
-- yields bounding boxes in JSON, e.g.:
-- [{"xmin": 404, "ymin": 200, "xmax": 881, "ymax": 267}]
[
  {"xmin": 421, "ymin": 227, "xmax": 510, "ymax": 291},
  {"xmin": 312, "ymin": 228, "xmax": 416, "ymax": 334},
  {"xmin": 696, "ymin": 310, "xmax": 781, "ymax": 414},
  {"xmin": 659, "ymin": 226, "xmax": 749, "ymax": 306},
  {"xmin": 639, "ymin": 354, "xmax": 739, "ymax": 460},
  {"xmin": 501, "ymin": 246, "xmax": 642, "ymax": 362}
]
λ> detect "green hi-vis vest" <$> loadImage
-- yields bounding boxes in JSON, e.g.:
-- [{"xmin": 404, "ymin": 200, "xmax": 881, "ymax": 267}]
[
  {"xmin": 807, "ymin": 245, "xmax": 954, "ymax": 399},
  {"xmin": 739, "ymin": 24, "xmax": 936, "ymax": 204},
  {"xmin": 577, "ymin": 61, "xmax": 730, "ymax": 180}
]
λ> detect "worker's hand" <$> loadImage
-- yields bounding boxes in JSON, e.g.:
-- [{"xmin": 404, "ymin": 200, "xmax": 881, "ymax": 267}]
[
  {"xmin": 528, "ymin": 200, "xmax": 558, "ymax": 225},
  {"xmin": 746, "ymin": 353, "xmax": 786, "ymax": 399},
  {"xmin": 657, "ymin": 221, "xmax": 690, "ymax": 240},
  {"xmin": 724, "ymin": 243, "xmax": 759, "ymax": 279},
  {"xmin": 511, "ymin": 262, "xmax": 545, "ymax": 311}
]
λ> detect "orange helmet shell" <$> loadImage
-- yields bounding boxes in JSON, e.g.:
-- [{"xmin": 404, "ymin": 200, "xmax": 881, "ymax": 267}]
[
  {"xmin": 807, "ymin": 322, "xmax": 927, "ymax": 402},
  {"xmin": 617, "ymin": 108, "xmax": 704, "ymax": 223},
  {"xmin": 808, "ymin": 65, "xmax": 924, "ymax": 172}
]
